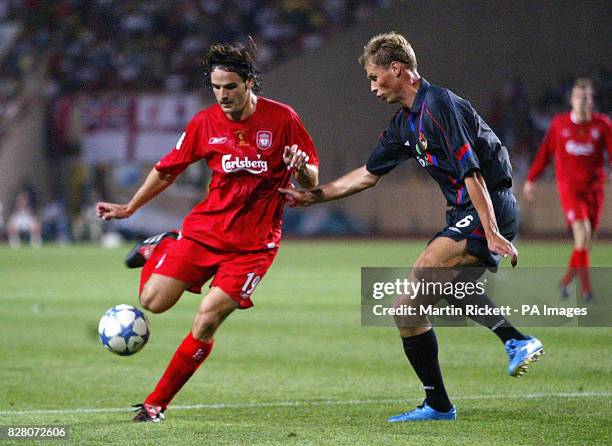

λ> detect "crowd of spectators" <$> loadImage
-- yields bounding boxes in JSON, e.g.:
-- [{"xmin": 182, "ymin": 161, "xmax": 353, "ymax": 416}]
[
  {"xmin": 0, "ymin": 1, "xmax": 26, "ymax": 136},
  {"xmin": 1, "ymin": 1, "xmax": 609, "ymax": 244},
  {"xmin": 0, "ymin": 183, "xmax": 105, "ymax": 247},
  {"xmin": 3, "ymin": 1, "xmax": 609, "ymax": 147},
  {"xmin": 2, "ymin": 0, "xmax": 392, "ymax": 95},
  {"xmin": 1, "ymin": 0, "xmax": 393, "ymax": 135}
]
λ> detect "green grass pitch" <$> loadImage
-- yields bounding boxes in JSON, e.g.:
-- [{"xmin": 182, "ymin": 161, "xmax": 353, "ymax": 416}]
[{"xmin": 0, "ymin": 240, "xmax": 610, "ymax": 445}]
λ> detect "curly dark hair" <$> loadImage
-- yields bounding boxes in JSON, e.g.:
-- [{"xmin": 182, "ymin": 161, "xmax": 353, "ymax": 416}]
[{"xmin": 202, "ymin": 37, "xmax": 262, "ymax": 93}]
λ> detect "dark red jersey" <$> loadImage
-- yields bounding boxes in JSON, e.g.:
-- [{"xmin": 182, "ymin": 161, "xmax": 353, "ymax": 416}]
[
  {"xmin": 527, "ymin": 112, "xmax": 611, "ymax": 190},
  {"xmin": 155, "ymin": 97, "xmax": 319, "ymax": 252}
]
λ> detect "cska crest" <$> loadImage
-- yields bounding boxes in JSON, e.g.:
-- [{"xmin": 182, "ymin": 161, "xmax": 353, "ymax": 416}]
[
  {"xmin": 256, "ymin": 130, "xmax": 273, "ymax": 150},
  {"xmin": 418, "ymin": 132, "xmax": 428, "ymax": 151}
]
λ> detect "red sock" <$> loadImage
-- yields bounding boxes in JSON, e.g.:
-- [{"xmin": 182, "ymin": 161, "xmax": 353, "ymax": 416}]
[
  {"xmin": 575, "ymin": 249, "xmax": 592, "ymax": 294},
  {"xmin": 145, "ymin": 332, "xmax": 214, "ymax": 409},
  {"xmin": 560, "ymin": 249, "xmax": 581, "ymax": 286}
]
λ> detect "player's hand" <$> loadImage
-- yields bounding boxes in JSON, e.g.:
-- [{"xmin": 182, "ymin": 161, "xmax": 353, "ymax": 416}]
[
  {"xmin": 522, "ymin": 181, "xmax": 535, "ymax": 202},
  {"xmin": 487, "ymin": 232, "xmax": 519, "ymax": 267},
  {"xmin": 96, "ymin": 202, "xmax": 132, "ymax": 220},
  {"xmin": 283, "ymin": 144, "xmax": 310, "ymax": 172},
  {"xmin": 278, "ymin": 187, "xmax": 316, "ymax": 207}
]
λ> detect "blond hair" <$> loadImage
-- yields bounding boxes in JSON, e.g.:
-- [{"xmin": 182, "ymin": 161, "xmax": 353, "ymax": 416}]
[{"xmin": 358, "ymin": 31, "xmax": 417, "ymax": 70}]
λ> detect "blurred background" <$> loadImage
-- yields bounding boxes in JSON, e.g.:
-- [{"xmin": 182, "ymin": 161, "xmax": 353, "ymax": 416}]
[{"xmin": 0, "ymin": 0, "xmax": 610, "ymax": 247}]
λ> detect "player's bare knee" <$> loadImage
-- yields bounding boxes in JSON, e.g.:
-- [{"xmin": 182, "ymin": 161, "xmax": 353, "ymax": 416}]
[
  {"xmin": 139, "ymin": 286, "xmax": 165, "ymax": 314},
  {"xmin": 413, "ymin": 257, "xmax": 441, "ymax": 283},
  {"xmin": 392, "ymin": 295, "xmax": 429, "ymax": 331},
  {"xmin": 393, "ymin": 293, "xmax": 414, "ymax": 309},
  {"xmin": 140, "ymin": 296, "xmax": 164, "ymax": 314},
  {"xmin": 414, "ymin": 253, "xmax": 438, "ymax": 269},
  {"xmin": 413, "ymin": 251, "xmax": 448, "ymax": 276},
  {"xmin": 393, "ymin": 299, "xmax": 431, "ymax": 335},
  {"xmin": 138, "ymin": 290, "xmax": 152, "ymax": 311}
]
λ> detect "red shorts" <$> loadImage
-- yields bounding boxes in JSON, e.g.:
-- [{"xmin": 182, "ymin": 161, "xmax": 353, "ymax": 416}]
[
  {"xmin": 558, "ymin": 187, "xmax": 604, "ymax": 229},
  {"xmin": 139, "ymin": 236, "xmax": 278, "ymax": 309}
]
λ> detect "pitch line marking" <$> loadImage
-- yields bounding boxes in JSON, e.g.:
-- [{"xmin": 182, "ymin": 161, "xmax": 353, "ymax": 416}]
[
  {"xmin": 0, "ymin": 392, "xmax": 610, "ymax": 416},
  {"xmin": 1, "ymin": 392, "xmax": 610, "ymax": 416}
]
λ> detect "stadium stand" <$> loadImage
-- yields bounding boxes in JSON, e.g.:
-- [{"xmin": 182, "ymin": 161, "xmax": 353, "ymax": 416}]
[{"xmin": 0, "ymin": 0, "xmax": 609, "ymax": 241}]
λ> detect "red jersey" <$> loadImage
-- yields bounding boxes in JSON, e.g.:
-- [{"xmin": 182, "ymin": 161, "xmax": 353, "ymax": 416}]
[
  {"xmin": 155, "ymin": 97, "xmax": 319, "ymax": 252},
  {"xmin": 526, "ymin": 112, "xmax": 611, "ymax": 190}
]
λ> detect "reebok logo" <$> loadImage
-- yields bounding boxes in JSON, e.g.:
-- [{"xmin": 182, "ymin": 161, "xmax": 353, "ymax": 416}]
[{"xmin": 209, "ymin": 136, "xmax": 228, "ymax": 144}]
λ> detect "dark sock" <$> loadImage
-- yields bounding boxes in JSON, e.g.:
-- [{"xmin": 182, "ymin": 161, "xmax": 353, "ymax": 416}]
[
  {"xmin": 445, "ymin": 291, "xmax": 528, "ymax": 344},
  {"xmin": 491, "ymin": 323, "xmax": 528, "ymax": 344},
  {"xmin": 401, "ymin": 329, "xmax": 452, "ymax": 412}
]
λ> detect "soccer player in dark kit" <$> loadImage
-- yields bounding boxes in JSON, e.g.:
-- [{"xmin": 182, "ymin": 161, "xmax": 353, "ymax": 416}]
[
  {"xmin": 280, "ymin": 32, "xmax": 544, "ymax": 421},
  {"xmin": 96, "ymin": 40, "xmax": 319, "ymax": 422},
  {"xmin": 524, "ymin": 78, "xmax": 611, "ymax": 300}
]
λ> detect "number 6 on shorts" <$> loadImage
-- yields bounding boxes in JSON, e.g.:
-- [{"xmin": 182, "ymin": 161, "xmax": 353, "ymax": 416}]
[{"xmin": 455, "ymin": 215, "xmax": 474, "ymax": 228}]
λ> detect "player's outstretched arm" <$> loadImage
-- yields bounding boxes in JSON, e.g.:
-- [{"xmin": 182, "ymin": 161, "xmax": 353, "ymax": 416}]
[
  {"xmin": 464, "ymin": 171, "xmax": 518, "ymax": 267},
  {"xmin": 524, "ymin": 125, "xmax": 555, "ymax": 196},
  {"xmin": 279, "ymin": 165, "xmax": 379, "ymax": 207},
  {"xmin": 96, "ymin": 168, "xmax": 178, "ymax": 220}
]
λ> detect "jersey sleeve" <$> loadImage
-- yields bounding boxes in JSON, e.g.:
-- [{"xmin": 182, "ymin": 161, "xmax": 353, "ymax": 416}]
[
  {"xmin": 287, "ymin": 112, "xmax": 319, "ymax": 167},
  {"xmin": 155, "ymin": 116, "xmax": 206, "ymax": 176},
  {"xmin": 426, "ymin": 95, "xmax": 479, "ymax": 180},
  {"xmin": 526, "ymin": 119, "xmax": 556, "ymax": 182},
  {"xmin": 366, "ymin": 115, "xmax": 409, "ymax": 176}
]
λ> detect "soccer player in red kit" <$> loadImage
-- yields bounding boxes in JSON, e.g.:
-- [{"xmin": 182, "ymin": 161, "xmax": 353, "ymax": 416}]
[
  {"xmin": 523, "ymin": 78, "xmax": 611, "ymax": 300},
  {"xmin": 96, "ymin": 41, "xmax": 319, "ymax": 422}
]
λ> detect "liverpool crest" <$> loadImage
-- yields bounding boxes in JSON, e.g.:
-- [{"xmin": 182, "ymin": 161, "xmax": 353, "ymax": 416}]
[{"xmin": 256, "ymin": 130, "xmax": 273, "ymax": 150}]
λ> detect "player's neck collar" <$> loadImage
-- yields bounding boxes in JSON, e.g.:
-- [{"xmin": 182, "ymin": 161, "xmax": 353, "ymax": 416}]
[
  {"xmin": 408, "ymin": 77, "xmax": 430, "ymax": 113},
  {"xmin": 570, "ymin": 111, "xmax": 591, "ymax": 125}
]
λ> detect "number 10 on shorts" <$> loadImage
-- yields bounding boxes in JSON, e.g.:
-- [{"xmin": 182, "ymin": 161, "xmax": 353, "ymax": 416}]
[{"xmin": 241, "ymin": 272, "xmax": 261, "ymax": 297}]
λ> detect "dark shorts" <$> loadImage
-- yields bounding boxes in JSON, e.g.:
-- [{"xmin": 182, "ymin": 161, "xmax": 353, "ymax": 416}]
[{"xmin": 430, "ymin": 189, "xmax": 519, "ymax": 268}]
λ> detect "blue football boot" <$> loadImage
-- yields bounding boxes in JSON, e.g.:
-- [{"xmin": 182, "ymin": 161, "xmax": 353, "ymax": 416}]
[
  {"xmin": 505, "ymin": 336, "xmax": 544, "ymax": 377},
  {"xmin": 387, "ymin": 401, "xmax": 456, "ymax": 422}
]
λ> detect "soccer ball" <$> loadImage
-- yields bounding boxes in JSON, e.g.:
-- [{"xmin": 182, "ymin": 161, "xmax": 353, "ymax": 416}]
[{"xmin": 98, "ymin": 305, "xmax": 150, "ymax": 356}]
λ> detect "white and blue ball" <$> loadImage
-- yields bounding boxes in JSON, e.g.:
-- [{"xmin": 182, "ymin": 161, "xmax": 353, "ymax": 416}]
[{"xmin": 98, "ymin": 305, "xmax": 150, "ymax": 356}]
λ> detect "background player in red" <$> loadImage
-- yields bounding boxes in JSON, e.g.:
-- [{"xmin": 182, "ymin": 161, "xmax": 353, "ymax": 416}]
[
  {"xmin": 523, "ymin": 78, "xmax": 611, "ymax": 300},
  {"xmin": 96, "ymin": 41, "xmax": 319, "ymax": 422}
]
